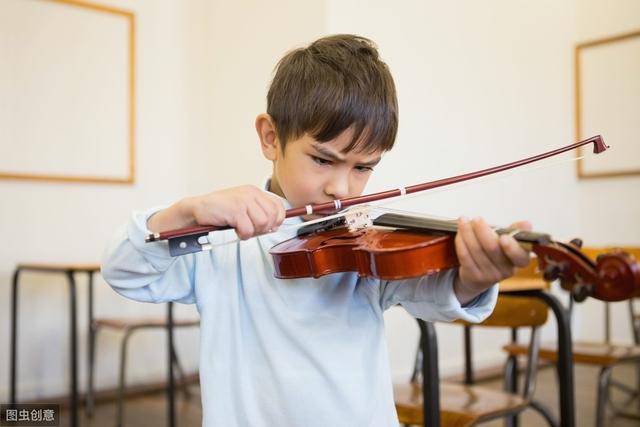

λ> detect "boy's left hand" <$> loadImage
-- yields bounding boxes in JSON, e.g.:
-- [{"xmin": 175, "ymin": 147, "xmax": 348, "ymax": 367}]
[{"xmin": 453, "ymin": 217, "xmax": 532, "ymax": 305}]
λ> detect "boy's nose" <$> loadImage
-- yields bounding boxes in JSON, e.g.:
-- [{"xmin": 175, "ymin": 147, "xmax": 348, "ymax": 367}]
[{"xmin": 324, "ymin": 175, "xmax": 350, "ymax": 200}]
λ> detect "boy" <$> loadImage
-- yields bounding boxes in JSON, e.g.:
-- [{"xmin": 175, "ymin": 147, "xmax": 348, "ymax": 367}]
[{"xmin": 102, "ymin": 34, "xmax": 530, "ymax": 426}]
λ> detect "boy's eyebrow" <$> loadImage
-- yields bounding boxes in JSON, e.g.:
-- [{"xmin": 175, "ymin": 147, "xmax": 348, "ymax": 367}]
[
  {"xmin": 312, "ymin": 144, "xmax": 381, "ymax": 166},
  {"xmin": 312, "ymin": 144, "xmax": 345, "ymax": 161},
  {"xmin": 357, "ymin": 157, "xmax": 382, "ymax": 167}
]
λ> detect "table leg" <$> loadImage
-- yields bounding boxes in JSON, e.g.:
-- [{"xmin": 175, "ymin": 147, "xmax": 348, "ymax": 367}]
[
  {"xmin": 168, "ymin": 302, "xmax": 176, "ymax": 427},
  {"xmin": 87, "ymin": 272, "xmax": 95, "ymax": 416},
  {"xmin": 10, "ymin": 268, "xmax": 21, "ymax": 405},
  {"xmin": 463, "ymin": 325, "xmax": 473, "ymax": 385},
  {"xmin": 66, "ymin": 271, "xmax": 79, "ymax": 427},
  {"xmin": 505, "ymin": 327, "xmax": 519, "ymax": 427},
  {"xmin": 420, "ymin": 320, "xmax": 440, "ymax": 427}
]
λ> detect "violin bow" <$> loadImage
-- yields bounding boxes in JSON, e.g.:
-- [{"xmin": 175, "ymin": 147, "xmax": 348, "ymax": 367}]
[{"xmin": 146, "ymin": 135, "xmax": 607, "ymax": 255}]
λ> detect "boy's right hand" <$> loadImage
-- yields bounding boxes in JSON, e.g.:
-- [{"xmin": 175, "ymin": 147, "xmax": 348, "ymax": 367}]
[{"xmin": 147, "ymin": 185, "xmax": 286, "ymax": 240}]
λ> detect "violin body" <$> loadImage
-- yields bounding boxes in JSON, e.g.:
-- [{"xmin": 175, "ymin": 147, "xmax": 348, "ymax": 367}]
[{"xmin": 271, "ymin": 227, "xmax": 458, "ymax": 280}]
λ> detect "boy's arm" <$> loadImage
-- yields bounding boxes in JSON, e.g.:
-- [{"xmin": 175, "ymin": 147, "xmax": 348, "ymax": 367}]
[
  {"xmin": 378, "ymin": 269, "xmax": 499, "ymax": 323},
  {"xmin": 101, "ymin": 206, "xmax": 198, "ymax": 304},
  {"xmin": 146, "ymin": 197, "xmax": 199, "ymax": 233},
  {"xmin": 148, "ymin": 186, "xmax": 286, "ymax": 239},
  {"xmin": 102, "ymin": 186, "xmax": 286, "ymax": 303}
]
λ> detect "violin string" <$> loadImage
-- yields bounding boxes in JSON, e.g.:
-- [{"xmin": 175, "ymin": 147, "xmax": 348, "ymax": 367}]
[
  {"xmin": 368, "ymin": 205, "xmax": 455, "ymax": 222},
  {"xmin": 367, "ymin": 206, "xmax": 511, "ymax": 232}
]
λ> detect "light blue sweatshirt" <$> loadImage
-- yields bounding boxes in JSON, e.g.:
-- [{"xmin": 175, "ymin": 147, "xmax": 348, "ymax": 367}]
[{"xmin": 101, "ymin": 194, "xmax": 498, "ymax": 427}]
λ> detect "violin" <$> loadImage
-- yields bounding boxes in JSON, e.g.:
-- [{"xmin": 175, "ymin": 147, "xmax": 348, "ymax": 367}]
[
  {"xmin": 269, "ymin": 212, "xmax": 640, "ymax": 302},
  {"xmin": 145, "ymin": 134, "xmax": 640, "ymax": 302}
]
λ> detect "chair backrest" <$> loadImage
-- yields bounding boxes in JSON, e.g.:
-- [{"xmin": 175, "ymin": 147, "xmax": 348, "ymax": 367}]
[
  {"xmin": 581, "ymin": 246, "xmax": 640, "ymax": 259},
  {"xmin": 411, "ymin": 289, "xmax": 548, "ymax": 374},
  {"xmin": 422, "ymin": 260, "xmax": 551, "ymax": 388},
  {"xmin": 453, "ymin": 256, "xmax": 550, "ymax": 328},
  {"xmin": 409, "ymin": 298, "xmax": 547, "ymax": 409},
  {"xmin": 455, "ymin": 295, "xmax": 549, "ymax": 328}
]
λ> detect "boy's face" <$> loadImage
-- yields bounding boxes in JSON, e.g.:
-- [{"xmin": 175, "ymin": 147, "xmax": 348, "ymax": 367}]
[{"xmin": 259, "ymin": 119, "xmax": 382, "ymax": 213}]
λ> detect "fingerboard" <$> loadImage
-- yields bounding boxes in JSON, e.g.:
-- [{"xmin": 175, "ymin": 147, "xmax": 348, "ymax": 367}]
[{"xmin": 373, "ymin": 213, "xmax": 551, "ymax": 245}]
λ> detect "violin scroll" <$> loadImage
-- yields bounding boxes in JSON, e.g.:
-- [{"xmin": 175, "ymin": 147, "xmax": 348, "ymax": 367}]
[
  {"xmin": 594, "ymin": 252, "xmax": 640, "ymax": 301},
  {"xmin": 533, "ymin": 242, "xmax": 640, "ymax": 302}
]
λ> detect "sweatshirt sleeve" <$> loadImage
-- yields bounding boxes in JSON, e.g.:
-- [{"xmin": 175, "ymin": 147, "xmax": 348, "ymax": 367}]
[
  {"xmin": 379, "ymin": 268, "xmax": 498, "ymax": 323},
  {"xmin": 101, "ymin": 207, "xmax": 197, "ymax": 304}
]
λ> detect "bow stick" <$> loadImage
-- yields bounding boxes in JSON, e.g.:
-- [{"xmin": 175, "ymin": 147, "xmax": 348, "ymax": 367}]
[{"xmin": 146, "ymin": 135, "xmax": 607, "ymax": 254}]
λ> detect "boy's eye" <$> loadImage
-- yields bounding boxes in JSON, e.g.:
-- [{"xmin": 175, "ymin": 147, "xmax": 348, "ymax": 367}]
[
  {"xmin": 311, "ymin": 155, "xmax": 332, "ymax": 165},
  {"xmin": 355, "ymin": 166, "xmax": 374, "ymax": 173}
]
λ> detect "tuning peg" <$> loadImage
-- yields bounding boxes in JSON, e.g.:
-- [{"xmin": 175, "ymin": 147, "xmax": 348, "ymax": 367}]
[
  {"xmin": 569, "ymin": 238, "xmax": 583, "ymax": 249},
  {"xmin": 543, "ymin": 264, "xmax": 563, "ymax": 281},
  {"xmin": 571, "ymin": 283, "xmax": 591, "ymax": 302}
]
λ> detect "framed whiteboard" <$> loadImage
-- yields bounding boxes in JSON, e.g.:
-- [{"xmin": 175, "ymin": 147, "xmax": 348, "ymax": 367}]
[
  {"xmin": 575, "ymin": 30, "xmax": 640, "ymax": 179},
  {"xmin": 0, "ymin": 0, "xmax": 135, "ymax": 184}
]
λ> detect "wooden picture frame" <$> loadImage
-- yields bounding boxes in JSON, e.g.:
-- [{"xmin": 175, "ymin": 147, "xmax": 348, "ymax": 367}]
[
  {"xmin": 0, "ymin": 0, "xmax": 135, "ymax": 184},
  {"xmin": 575, "ymin": 29, "xmax": 640, "ymax": 179}
]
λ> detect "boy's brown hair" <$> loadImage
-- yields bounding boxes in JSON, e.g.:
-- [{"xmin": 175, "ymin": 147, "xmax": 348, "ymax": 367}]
[{"xmin": 267, "ymin": 34, "xmax": 398, "ymax": 153}]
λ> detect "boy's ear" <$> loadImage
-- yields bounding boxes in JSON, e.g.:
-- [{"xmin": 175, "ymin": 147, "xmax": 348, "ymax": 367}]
[{"xmin": 255, "ymin": 113, "xmax": 279, "ymax": 161}]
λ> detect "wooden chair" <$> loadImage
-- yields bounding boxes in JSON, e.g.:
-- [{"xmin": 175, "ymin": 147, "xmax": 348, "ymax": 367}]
[
  {"xmin": 503, "ymin": 246, "xmax": 640, "ymax": 427},
  {"xmin": 394, "ymin": 294, "xmax": 556, "ymax": 427},
  {"xmin": 86, "ymin": 302, "xmax": 199, "ymax": 427}
]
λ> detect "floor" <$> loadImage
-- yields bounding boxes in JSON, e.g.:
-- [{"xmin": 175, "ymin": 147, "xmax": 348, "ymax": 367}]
[
  {"xmin": 58, "ymin": 363, "xmax": 640, "ymax": 426},
  {"xmin": 481, "ymin": 362, "xmax": 640, "ymax": 427}
]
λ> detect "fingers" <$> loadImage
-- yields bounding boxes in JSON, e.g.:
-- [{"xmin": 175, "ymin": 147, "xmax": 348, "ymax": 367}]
[
  {"xmin": 457, "ymin": 218, "xmax": 509, "ymax": 283},
  {"xmin": 233, "ymin": 210, "xmax": 256, "ymax": 240},
  {"xmin": 238, "ymin": 192, "xmax": 285, "ymax": 239},
  {"xmin": 474, "ymin": 218, "xmax": 515, "ymax": 276},
  {"xmin": 499, "ymin": 234, "xmax": 531, "ymax": 268},
  {"xmin": 456, "ymin": 217, "xmax": 535, "ymax": 290},
  {"xmin": 199, "ymin": 185, "xmax": 286, "ymax": 240},
  {"xmin": 255, "ymin": 192, "xmax": 286, "ymax": 231},
  {"xmin": 455, "ymin": 219, "xmax": 481, "ymax": 279}
]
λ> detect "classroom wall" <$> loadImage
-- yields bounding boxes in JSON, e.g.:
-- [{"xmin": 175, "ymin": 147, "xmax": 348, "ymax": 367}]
[
  {"xmin": 0, "ymin": 0, "xmax": 212, "ymax": 401},
  {"xmin": 1, "ymin": 0, "xmax": 638, "ymax": 402},
  {"xmin": 568, "ymin": 0, "xmax": 640, "ymax": 367}
]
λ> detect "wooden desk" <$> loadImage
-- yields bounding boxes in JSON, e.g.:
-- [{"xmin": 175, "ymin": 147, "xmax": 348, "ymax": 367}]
[
  {"xmin": 499, "ymin": 277, "xmax": 548, "ymax": 292},
  {"xmin": 9, "ymin": 263, "xmax": 183, "ymax": 427},
  {"xmin": 9, "ymin": 263, "xmax": 100, "ymax": 427}
]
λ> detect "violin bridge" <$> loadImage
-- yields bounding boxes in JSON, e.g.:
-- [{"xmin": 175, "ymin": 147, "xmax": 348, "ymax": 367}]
[{"xmin": 344, "ymin": 206, "xmax": 372, "ymax": 231}]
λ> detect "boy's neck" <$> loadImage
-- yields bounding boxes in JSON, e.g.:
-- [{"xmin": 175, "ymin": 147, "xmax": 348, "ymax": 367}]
[{"xmin": 268, "ymin": 176, "xmax": 285, "ymax": 199}]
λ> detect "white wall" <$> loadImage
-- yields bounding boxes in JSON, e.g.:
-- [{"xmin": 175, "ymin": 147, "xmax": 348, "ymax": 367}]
[
  {"xmin": 1, "ymin": 0, "xmax": 638, "ymax": 402},
  {"xmin": 570, "ymin": 0, "xmax": 640, "ymax": 354},
  {"xmin": 0, "ymin": 0, "xmax": 217, "ymax": 400}
]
